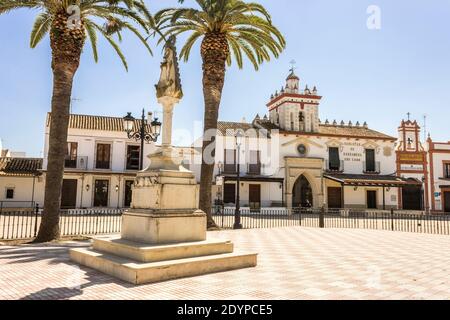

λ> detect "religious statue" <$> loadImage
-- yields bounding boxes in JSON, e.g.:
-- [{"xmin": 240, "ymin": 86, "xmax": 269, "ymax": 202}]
[{"xmin": 155, "ymin": 36, "xmax": 183, "ymax": 100}]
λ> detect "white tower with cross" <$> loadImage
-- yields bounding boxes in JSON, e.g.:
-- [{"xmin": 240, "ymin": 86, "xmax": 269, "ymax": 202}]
[
  {"xmin": 397, "ymin": 114, "xmax": 423, "ymax": 153},
  {"xmin": 267, "ymin": 66, "xmax": 321, "ymax": 133}
]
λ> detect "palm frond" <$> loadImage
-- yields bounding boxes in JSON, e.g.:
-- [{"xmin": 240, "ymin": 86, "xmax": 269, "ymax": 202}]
[
  {"xmin": 30, "ymin": 12, "xmax": 52, "ymax": 48},
  {"xmin": 84, "ymin": 20, "xmax": 99, "ymax": 62},
  {"xmin": 91, "ymin": 21, "xmax": 128, "ymax": 71},
  {"xmin": 157, "ymin": 0, "xmax": 286, "ymax": 67}
]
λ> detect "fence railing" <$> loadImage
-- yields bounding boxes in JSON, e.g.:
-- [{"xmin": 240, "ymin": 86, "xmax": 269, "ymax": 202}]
[
  {"xmin": 211, "ymin": 207, "xmax": 450, "ymax": 235},
  {"xmin": 0, "ymin": 206, "xmax": 123, "ymax": 240},
  {"xmin": 2, "ymin": 206, "xmax": 450, "ymax": 240}
]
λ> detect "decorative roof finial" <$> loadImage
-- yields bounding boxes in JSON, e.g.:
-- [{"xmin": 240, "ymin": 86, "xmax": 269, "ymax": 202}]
[{"xmin": 305, "ymin": 85, "xmax": 310, "ymax": 94}]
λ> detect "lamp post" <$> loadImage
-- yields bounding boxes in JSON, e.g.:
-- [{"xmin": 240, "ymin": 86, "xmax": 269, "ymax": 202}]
[
  {"xmin": 421, "ymin": 176, "xmax": 427, "ymax": 214},
  {"xmin": 123, "ymin": 109, "xmax": 162, "ymax": 170},
  {"xmin": 234, "ymin": 130, "xmax": 243, "ymax": 229}
]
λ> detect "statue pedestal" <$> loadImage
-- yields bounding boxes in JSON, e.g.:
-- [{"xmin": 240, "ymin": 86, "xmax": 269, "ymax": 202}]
[
  {"xmin": 121, "ymin": 149, "xmax": 206, "ymax": 244},
  {"xmin": 70, "ymin": 43, "xmax": 257, "ymax": 284},
  {"xmin": 70, "ymin": 149, "xmax": 257, "ymax": 285}
]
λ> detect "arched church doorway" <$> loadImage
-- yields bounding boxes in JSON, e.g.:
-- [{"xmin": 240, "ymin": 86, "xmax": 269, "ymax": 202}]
[{"xmin": 292, "ymin": 175, "xmax": 313, "ymax": 208}]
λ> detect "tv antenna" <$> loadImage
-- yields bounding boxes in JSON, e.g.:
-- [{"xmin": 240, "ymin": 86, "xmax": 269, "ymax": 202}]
[{"xmin": 70, "ymin": 98, "xmax": 82, "ymax": 113}]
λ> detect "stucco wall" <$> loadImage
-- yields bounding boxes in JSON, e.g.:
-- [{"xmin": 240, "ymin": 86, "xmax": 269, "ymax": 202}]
[{"xmin": 0, "ymin": 176, "xmax": 45, "ymax": 207}]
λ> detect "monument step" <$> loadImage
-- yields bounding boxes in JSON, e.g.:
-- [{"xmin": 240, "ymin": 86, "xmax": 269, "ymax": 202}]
[
  {"xmin": 70, "ymin": 247, "xmax": 257, "ymax": 285},
  {"xmin": 92, "ymin": 236, "xmax": 234, "ymax": 262}
]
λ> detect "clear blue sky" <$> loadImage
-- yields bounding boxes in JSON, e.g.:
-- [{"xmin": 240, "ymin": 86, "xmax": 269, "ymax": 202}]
[{"xmin": 1, "ymin": 0, "xmax": 450, "ymax": 157}]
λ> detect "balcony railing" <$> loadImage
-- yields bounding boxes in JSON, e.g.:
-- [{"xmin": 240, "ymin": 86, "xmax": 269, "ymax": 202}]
[
  {"xmin": 325, "ymin": 160, "xmax": 344, "ymax": 172},
  {"xmin": 247, "ymin": 163, "xmax": 262, "ymax": 175},
  {"xmin": 95, "ymin": 160, "xmax": 111, "ymax": 170},
  {"xmin": 223, "ymin": 164, "xmax": 237, "ymax": 174},
  {"xmin": 363, "ymin": 161, "xmax": 380, "ymax": 174},
  {"xmin": 64, "ymin": 156, "xmax": 88, "ymax": 170}
]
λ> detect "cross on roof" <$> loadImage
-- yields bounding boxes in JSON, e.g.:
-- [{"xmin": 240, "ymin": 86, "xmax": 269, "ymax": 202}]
[
  {"xmin": 407, "ymin": 112, "xmax": 411, "ymax": 121},
  {"xmin": 289, "ymin": 59, "xmax": 297, "ymax": 73}
]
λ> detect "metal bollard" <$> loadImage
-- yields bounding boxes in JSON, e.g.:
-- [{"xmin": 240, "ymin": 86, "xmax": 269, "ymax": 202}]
[
  {"xmin": 319, "ymin": 207, "xmax": 325, "ymax": 228},
  {"xmin": 34, "ymin": 203, "xmax": 39, "ymax": 237}
]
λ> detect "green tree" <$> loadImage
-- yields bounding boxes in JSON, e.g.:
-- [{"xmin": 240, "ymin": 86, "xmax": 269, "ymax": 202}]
[
  {"xmin": 0, "ymin": 0, "xmax": 156, "ymax": 242},
  {"xmin": 156, "ymin": 0, "xmax": 285, "ymax": 228}
]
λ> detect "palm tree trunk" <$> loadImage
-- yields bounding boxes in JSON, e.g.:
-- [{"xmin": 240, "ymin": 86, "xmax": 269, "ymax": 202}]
[
  {"xmin": 34, "ymin": 64, "xmax": 77, "ymax": 242},
  {"xmin": 199, "ymin": 33, "xmax": 229, "ymax": 229},
  {"xmin": 33, "ymin": 12, "xmax": 84, "ymax": 243}
]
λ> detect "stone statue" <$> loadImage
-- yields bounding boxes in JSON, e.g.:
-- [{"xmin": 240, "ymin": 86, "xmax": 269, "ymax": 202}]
[{"xmin": 155, "ymin": 36, "xmax": 183, "ymax": 100}]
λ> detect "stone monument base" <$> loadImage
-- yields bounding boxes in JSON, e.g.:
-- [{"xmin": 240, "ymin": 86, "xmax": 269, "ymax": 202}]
[
  {"xmin": 70, "ymin": 146, "xmax": 257, "ymax": 284},
  {"xmin": 70, "ymin": 236, "xmax": 257, "ymax": 285},
  {"xmin": 121, "ymin": 209, "xmax": 207, "ymax": 244}
]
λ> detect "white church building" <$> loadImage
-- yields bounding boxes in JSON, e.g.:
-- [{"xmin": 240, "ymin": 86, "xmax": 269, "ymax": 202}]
[{"xmin": 188, "ymin": 70, "xmax": 420, "ymax": 210}]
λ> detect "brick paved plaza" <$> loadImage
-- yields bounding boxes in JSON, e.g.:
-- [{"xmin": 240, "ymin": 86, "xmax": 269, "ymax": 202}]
[{"xmin": 0, "ymin": 227, "xmax": 449, "ymax": 300}]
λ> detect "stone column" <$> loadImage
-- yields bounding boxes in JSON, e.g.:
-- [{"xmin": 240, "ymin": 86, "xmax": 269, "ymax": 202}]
[{"xmin": 158, "ymin": 96, "xmax": 179, "ymax": 148}]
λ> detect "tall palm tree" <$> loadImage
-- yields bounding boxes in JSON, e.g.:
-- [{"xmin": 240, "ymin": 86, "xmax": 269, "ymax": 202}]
[
  {"xmin": 0, "ymin": 0, "xmax": 156, "ymax": 242},
  {"xmin": 156, "ymin": 0, "xmax": 285, "ymax": 228}
]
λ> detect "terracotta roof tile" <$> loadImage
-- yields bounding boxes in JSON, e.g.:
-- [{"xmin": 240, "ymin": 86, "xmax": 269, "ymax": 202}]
[
  {"xmin": 0, "ymin": 158, "xmax": 42, "ymax": 176},
  {"xmin": 218, "ymin": 120, "xmax": 396, "ymax": 140},
  {"xmin": 46, "ymin": 113, "xmax": 152, "ymax": 132},
  {"xmin": 217, "ymin": 121, "xmax": 255, "ymax": 134},
  {"xmin": 317, "ymin": 124, "xmax": 395, "ymax": 140}
]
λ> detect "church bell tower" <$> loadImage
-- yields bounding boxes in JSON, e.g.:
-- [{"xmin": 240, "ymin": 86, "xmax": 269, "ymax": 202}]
[{"xmin": 267, "ymin": 69, "xmax": 322, "ymax": 133}]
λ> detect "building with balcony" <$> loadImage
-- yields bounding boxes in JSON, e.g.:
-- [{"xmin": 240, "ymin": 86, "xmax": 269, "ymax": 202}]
[
  {"xmin": 201, "ymin": 70, "xmax": 415, "ymax": 210},
  {"xmin": 40, "ymin": 113, "xmax": 162, "ymax": 209},
  {"xmin": 0, "ymin": 71, "xmax": 445, "ymax": 212},
  {"xmin": 427, "ymin": 137, "xmax": 450, "ymax": 212},
  {"xmin": 0, "ymin": 112, "xmax": 161, "ymax": 209}
]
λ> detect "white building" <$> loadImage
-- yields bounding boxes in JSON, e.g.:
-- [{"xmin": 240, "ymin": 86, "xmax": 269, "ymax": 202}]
[
  {"xmin": 427, "ymin": 137, "xmax": 450, "ymax": 212},
  {"xmin": 42, "ymin": 113, "xmax": 161, "ymax": 209},
  {"xmin": 187, "ymin": 70, "xmax": 416, "ymax": 210},
  {"xmin": 1, "ymin": 70, "xmax": 447, "ymax": 213},
  {"xmin": 0, "ymin": 157, "xmax": 43, "ymax": 208}
]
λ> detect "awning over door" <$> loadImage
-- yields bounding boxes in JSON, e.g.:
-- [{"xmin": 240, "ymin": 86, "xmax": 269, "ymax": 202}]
[{"xmin": 324, "ymin": 173, "xmax": 421, "ymax": 188}]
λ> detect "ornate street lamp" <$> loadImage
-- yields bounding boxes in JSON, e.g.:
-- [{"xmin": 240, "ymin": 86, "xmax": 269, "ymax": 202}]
[
  {"xmin": 234, "ymin": 130, "xmax": 244, "ymax": 229},
  {"xmin": 123, "ymin": 109, "xmax": 162, "ymax": 170}
]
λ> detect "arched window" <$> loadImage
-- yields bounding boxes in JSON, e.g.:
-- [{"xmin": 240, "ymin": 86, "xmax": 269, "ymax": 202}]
[{"xmin": 290, "ymin": 113, "xmax": 294, "ymax": 130}]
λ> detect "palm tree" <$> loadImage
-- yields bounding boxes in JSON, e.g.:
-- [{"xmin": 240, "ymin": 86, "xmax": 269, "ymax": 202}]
[
  {"xmin": 156, "ymin": 0, "xmax": 285, "ymax": 228},
  {"xmin": 0, "ymin": 0, "xmax": 156, "ymax": 242}
]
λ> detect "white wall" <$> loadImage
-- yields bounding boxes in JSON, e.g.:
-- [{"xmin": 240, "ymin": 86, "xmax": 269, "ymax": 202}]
[
  {"xmin": 429, "ymin": 151, "xmax": 450, "ymax": 210},
  {"xmin": 342, "ymin": 186, "xmax": 398, "ymax": 209},
  {"xmin": 0, "ymin": 176, "xmax": 45, "ymax": 207},
  {"xmin": 43, "ymin": 127, "xmax": 156, "ymax": 172}
]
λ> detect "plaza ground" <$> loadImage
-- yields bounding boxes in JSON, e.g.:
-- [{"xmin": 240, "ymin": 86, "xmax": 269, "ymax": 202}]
[{"xmin": 0, "ymin": 227, "xmax": 449, "ymax": 300}]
